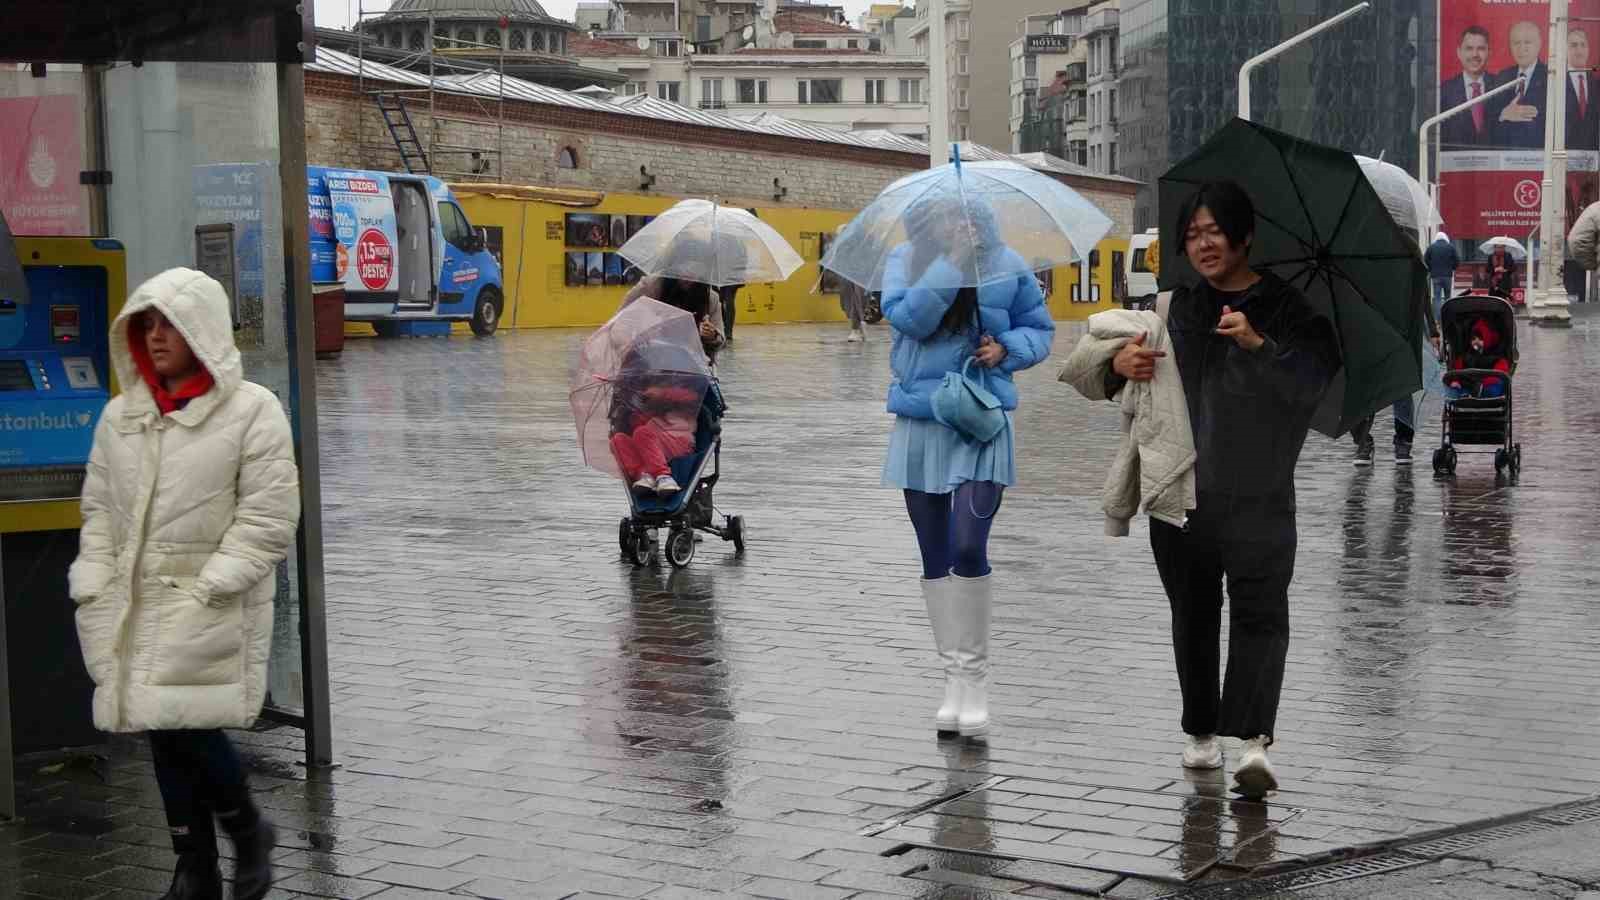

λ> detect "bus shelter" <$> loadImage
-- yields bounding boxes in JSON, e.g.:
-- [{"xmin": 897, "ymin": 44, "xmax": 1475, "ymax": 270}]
[{"xmin": 0, "ymin": 1, "xmax": 331, "ymax": 818}]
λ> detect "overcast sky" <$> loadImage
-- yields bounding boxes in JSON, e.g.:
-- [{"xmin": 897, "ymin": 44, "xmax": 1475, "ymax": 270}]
[{"xmin": 312, "ymin": 0, "xmax": 885, "ymax": 30}]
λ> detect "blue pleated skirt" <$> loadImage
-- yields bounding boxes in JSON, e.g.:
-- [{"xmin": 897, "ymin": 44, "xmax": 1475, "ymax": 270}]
[{"xmin": 882, "ymin": 414, "xmax": 1017, "ymax": 493}]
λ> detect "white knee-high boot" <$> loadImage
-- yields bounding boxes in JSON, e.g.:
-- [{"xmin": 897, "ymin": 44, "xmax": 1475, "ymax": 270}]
[
  {"xmin": 951, "ymin": 573, "xmax": 992, "ymax": 736},
  {"xmin": 921, "ymin": 576, "xmax": 963, "ymax": 733}
]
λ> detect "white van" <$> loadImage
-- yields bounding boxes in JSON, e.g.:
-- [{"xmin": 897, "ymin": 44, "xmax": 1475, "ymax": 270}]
[{"xmin": 1125, "ymin": 228, "xmax": 1160, "ymax": 310}]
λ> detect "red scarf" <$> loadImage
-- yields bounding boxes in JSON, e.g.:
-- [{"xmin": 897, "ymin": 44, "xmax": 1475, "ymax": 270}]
[{"xmin": 127, "ymin": 319, "xmax": 214, "ymax": 415}]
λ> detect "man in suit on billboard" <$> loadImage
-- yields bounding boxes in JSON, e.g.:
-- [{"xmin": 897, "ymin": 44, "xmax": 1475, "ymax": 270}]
[
  {"xmin": 1568, "ymin": 28, "xmax": 1599, "ymax": 150},
  {"xmin": 1441, "ymin": 26, "xmax": 1495, "ymax": 147},
  {"xmin": 1494, "ymin": 20, "xmax": 1548, "ymax": 148}
]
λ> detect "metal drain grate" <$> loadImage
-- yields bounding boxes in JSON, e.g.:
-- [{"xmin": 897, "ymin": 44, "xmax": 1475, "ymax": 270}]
[
  {"xmin": 861, "ymin": 775, "xmax": 1008, "ymax": 838},
  {"xmin": 1399, "ymin": 818, "xmax": 1559, "ymax": 859},
  {"xmin": 1537, "ymin": 800, "xmax": 1600, "ymax": 826},
  {"xmin": 1158, "ymin": 854, "xmax": 1431, "ymax": 899}
]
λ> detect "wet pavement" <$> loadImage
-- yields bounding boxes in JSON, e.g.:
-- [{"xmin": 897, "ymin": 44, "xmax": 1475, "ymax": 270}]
[{"xmin": 9, "ymin": 310, "xmax": 1600, "ymax": 898}]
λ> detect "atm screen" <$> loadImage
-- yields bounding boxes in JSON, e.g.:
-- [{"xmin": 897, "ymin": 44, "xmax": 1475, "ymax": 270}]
[{"xmin": 0, "ymin": 360, "xmax": 31, "ymax": 392}]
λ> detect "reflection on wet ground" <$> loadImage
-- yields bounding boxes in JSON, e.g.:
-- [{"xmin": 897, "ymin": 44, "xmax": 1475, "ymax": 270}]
[{"xmin": 9, "ymin": 315, "xmax": 1600, "ymax": 897}]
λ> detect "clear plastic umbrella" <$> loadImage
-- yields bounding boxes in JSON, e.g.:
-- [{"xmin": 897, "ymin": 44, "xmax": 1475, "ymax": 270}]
[
  {"xmin": 571, "ymin": 298, "xmax": 713, "ymax": 479},
  {"xmin": 617, "ymin": 199, "xmax": 803, "ymax": 286},
  {"xmin": 1355, "ymin": 155, "xmax": 1441, "ymax": 235},
  {"xmin": 820, "ymin": 156, "xmax": 1114, "ymax": 291},
  {"xmin": 1480, "ymin": 236, "xmax": 1528, "ymax": 259}
]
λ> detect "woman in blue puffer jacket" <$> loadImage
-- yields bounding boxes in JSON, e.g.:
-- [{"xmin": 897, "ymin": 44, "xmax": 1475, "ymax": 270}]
[{"xmin": 882, "ymin": 197, "xmax": 1055, "ymax": 739}]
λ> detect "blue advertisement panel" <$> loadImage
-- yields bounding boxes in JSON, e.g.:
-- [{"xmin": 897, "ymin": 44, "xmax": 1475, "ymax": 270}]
[
  {"xmin": 320, "ymin": 169, "xmax": 399, "ymax": 295},
  {"xmin": 193, "ymin": 163, "xmax": 268, "ymax": 300}
]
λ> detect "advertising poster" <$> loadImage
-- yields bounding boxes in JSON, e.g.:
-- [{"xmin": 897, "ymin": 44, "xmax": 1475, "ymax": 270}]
[
  {"xmin": 322, "ymin": 169, "xmax": 398, "ymax": 294},
  {"xmin": 1437, "ymin": 0, "xmax": 1600, "ymax": 240},
  {"xmin": 193, "ymin": 163, "xmax": 269, "ymax": 301},
  {"xmin": 0, "ymin": 95, "xmax": 89, "ymax": 236}
]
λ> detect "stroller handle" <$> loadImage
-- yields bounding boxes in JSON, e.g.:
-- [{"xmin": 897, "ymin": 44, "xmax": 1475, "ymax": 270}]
[{"xmin": 1443, "ymin": 367, "xmax": 1513, "ymax": 383}]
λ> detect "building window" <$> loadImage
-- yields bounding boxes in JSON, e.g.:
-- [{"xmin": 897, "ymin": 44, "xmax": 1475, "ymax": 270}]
[
  {"xmin": 434, "ymin": 27, "xmax": 452, "ymax": 48},
  {"xmin": 847, "ymin": 39, "xmax": 858, "ymax": 49},
  {"xmin": 622, "ymin": 81, "xmax": 645, "ymax": 96},
  {"xmin": 654, "ymin": 39, "xmax": 680, "ymax": 56},
  {"xmin": 510, "ymin": 29, "xmax": 526, "ymax": 51},
  {"xmin": 957, "ymin": 17, "xmax": 969, "ymax": 40},
  {"xmin": 558, "ymin": 146, "xmax": 579, "ymax": 169},
  {"xmin": 696, "ymin": 15, "xmax": 712, "ymax": 41},
  {"xmin": 457, "ymin": 27, "xmax": 477, "ymax": 46},
  {"xmin": 737, "ymin": 78, "xmax": 769, "ymax": 104},
  {"xmin": 958, "ymin": 54, "xmax": 969, "ymax": 75},
  {"xmin": 700, "ymin": 78, "xmax": 725, "ymax": 108},
  {"xmin": 483, "ymin": 28, "xmax": 501, "ymax": 49},
  {"xmin": 1109, "ymin": 142, "xmax": 1117, "ymax": 172},
  {"xmin": 798, "ymin": 79, "xmax": 842, "ymax": 104},
  {"xmin": 866, "ymin": 78, "xmax": 886, "ymax": 104},
  {"xmin": 898, "ymin": 78, "xmax": 921, "ymax": 103},
  {"xmin": 552, "ymin": 32, "xmax": 564, "ymax": 54},
  {"xmin": 657, "ymin": 80, "xmax": 681, "ymax": 103},
  {"xmin": 959, "ymin": 124, "xmax": 969, "ymax": 140},
  {"xmin": 1025, "ymin": 55, "xmax": 1037, "ymax": 77},
  {"xmin": 794, "ymin": 39, "xmax": 827, "ymax": 49},
  {"xmin": 532, "ymin": 30, "xmax": 546, "ymax": 51},
  {"xmin": 409, "ymin": 29, "xmax": 425, "ymax": 50},
  {"xmin": 958, "ymin": 89, "xmax": 968, "ymax": 109}
]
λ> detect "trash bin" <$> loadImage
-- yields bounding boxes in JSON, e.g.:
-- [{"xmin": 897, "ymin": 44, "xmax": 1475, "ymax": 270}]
[{"xmin": 313, "ymin": 283, "xmax": 344, "ymax": 358}]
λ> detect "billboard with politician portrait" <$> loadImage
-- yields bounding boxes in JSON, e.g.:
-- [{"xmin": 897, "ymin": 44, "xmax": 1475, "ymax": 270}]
[{"xmin": 1437, "ymin": 0, "xmax": 1600, "ymax": 237}]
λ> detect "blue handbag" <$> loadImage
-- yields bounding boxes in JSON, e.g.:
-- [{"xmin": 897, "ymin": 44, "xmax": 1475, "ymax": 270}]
[{"xmin": 931, "ymin": 356, "xmax": 1007, "ymax": 443}]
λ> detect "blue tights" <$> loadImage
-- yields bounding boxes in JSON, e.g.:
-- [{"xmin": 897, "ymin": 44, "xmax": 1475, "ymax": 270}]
[{"xmin": 904, "ymin": 482, "xmax": 1004, "ymax": 580}]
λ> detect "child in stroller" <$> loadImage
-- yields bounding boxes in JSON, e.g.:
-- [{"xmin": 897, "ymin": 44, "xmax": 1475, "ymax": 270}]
[
  {"xmin": 1444, "ymin": 317, "xmax": 1510, "ymax": 399},
  {"xmin": 610, "ymin": 379, "xmax": 699, "ymax": 497}
]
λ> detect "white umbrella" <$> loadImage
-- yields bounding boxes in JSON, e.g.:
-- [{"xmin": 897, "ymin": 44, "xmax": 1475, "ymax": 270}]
[
  {"xmin": 1479, "ymin": 236, "xmax": 1528, "ymax": 260},
  {"xmin": 821, "ymin": 157, "xmax": 1113, "ymax": 291},
  {"xmin": 1355, "ymin": 155, "xmax": 1441, "ymax": 234},
  {"xmin": 618, "ymin": 199, "xmax": 803, "ymax": 287}
]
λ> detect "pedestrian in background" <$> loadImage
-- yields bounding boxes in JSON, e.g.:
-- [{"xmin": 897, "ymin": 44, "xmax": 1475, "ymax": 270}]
[
  {"xmin": 881, "ymin": 196, "xmax": 1055, "ymax": 738},
  {"xmin": 1097, "ymin": 181, "xmax": 1337, "ymax": 798},
  {"xmin": 70, "ymin": 269, "xmax": 301, "ymax": 900},
  {"xmin": 840, "ymin": 278, "xmax": 870, "ymax": 342},
  {"xmin": 1423, "ymin": 231, "xmax": 1458, "ymax": 319}
]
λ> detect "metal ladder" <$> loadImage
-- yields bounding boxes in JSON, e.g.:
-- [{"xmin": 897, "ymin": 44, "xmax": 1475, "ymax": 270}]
[{"xmin": 373, "ymin": 93, "xmax": 431, "ymax": 174}]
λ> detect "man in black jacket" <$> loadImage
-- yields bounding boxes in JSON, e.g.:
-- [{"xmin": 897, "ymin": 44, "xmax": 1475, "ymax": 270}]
[{"xmin": 1108, "ymin": 180, "xmax": 1339, "ymax": 799}]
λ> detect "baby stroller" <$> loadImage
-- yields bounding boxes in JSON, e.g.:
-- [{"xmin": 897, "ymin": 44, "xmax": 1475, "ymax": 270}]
[
  {"xmin": 617, "ymin": 380, "xmax": 746, "ymax": 568},
  {"xmin": 1431, "ymin": 294, "xmax": 1521, "ymax": 476}
]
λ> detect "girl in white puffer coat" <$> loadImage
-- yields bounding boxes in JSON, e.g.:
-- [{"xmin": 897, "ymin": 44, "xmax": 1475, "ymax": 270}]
[{"xmin": 69, "ymin": 268, "xmax": 299, "ymax": 900}]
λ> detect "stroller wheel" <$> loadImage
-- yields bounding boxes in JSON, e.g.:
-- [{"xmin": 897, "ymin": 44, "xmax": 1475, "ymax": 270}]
[
  {"xmin": 1495, "ymin": 448, "xmax": 1509, "ymax": 473},
  {"xmin": 632, "ymin": 529, "xmax": 656, "ymax": 567},
  {"xmin": 1513, "ymin": 444, "xmax": 1523, "ymax": 472},
  {"xmin": 667, "ymin": 528, "xmax": 697, "ymax": 568},
  {"xmin": 1432, "ymin": 447, "xmax": 1449, "ymax": 476},
  {"xmin": 727, "ymin": 515, "xmax": 746, "ymax": 555},
  {"xmin": 619, "ymin": 518, "xmax": 635, "ymax": 559},
  {"xmin": 1445, "ymin": 447, "xmax": 1458, "ymax": 474}
]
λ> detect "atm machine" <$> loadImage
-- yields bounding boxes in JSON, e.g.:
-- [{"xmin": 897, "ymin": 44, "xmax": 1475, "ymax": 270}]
[{"xmin": 0, "ymin": 221, "xmax": 125, "ymax": 818}]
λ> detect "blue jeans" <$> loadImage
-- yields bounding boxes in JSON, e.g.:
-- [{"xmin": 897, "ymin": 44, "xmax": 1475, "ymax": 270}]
[{"xmin": 1432, "ymin": 277, "xmax": 1452, "ymax": 320}]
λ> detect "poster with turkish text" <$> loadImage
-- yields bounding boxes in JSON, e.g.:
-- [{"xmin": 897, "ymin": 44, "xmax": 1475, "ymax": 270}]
[
  {"xmin": 0, "ymin": 96, "xmax": 89, "ymax": 236},
  {"xmin": 1438, "ymin": 0, "xmax": 1600, "ymax": 237},
  {"xmin": 322, "ymin": 169, "xmax": 399, "ymax": 295}
]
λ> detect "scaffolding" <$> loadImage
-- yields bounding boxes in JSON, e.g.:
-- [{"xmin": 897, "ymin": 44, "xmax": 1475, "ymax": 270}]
[{"xmin": 353, "ymin": 2, "xmax": 508, "ymax": 181}]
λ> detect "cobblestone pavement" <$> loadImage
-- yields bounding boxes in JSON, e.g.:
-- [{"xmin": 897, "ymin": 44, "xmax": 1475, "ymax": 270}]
[{"xmin": 10, "ymin": 311, "xmax": 1600, "ymax": 899}]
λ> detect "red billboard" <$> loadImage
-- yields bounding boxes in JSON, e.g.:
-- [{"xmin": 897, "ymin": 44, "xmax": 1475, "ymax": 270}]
[
  {"xmin": 0, "ymin": 95, "xmax": 88, "ymax": 236},
  {"xmin": 1436, "ymin": 0, "xmax": 1600, "ymax": 238}
]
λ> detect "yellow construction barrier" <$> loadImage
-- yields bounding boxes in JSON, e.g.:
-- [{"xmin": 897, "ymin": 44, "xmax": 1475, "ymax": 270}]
[{"xmin": 451, "ymin": 186, "xmax": 1129, "ymax": 329}]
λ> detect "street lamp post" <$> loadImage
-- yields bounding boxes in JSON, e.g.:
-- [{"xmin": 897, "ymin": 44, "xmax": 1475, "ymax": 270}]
[
  {"xmin": 1238, "ymin": 3, "xmax": 1370, "ymax": 120},
  {"xmin": 928, "ymin": 0, "xmax": 949, "ymax": 167},
  {"xmin": 1535, "ymin": 0, "xmax": 1574, "ymax": 325},
  {"xmin": 1418, "ymin": 76, "xmax": 1526, "ymax": 245}
]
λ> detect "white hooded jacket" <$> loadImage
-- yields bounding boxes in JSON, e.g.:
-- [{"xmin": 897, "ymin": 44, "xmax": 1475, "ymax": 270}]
[
  {"xmin": 69, "ymin": 268, "xmax": 300, "ymax": 733},
  {"xmin": 1059, "ymin": 303, "xmax": 1196, "ymax": 535}
]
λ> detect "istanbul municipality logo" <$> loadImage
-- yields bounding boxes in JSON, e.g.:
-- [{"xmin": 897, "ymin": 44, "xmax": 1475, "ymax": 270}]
[{"xmin": 0, "ymin": 410, "xmax": 94, "ymax": 431}]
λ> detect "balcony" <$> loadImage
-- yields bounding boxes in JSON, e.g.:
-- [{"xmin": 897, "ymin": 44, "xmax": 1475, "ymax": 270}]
[{"xmin": 1086, "ymin": 8, "xmax": 1118, "ymax": 34}]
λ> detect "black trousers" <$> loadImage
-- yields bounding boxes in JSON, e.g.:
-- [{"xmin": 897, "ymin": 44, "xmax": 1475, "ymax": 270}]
[
  {"xmin": 718, "ymin": 285, "xmax": 740, "ymax": 339},
  {"xmin": 149, "ymin": 730, "xmax": 256, "ymax": 856},
  {"xmin": 1149, "ymin": 501, "xmax": 1296, "ymax": 741}
]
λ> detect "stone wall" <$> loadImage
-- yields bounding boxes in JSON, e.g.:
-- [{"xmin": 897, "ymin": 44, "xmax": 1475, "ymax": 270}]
[{"xmin": 303, "ymin": 71, "xmax": 1137, "ymax": 235}]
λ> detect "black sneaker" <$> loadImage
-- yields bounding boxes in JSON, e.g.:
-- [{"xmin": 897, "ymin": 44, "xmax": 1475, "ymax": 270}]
[
  {"xmin": 1353, "ymin": 442, "xmax": 1374, "ymax": 467},
  {"xmin": 1394, "ymin": 444, "xmax": 1413, "ymax": 465}
]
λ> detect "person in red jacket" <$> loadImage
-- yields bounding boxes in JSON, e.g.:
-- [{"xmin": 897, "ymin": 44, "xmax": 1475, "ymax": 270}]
[{"xmin": 1446, "ymin": 317, "xmax": 1511, "ymax": 398}]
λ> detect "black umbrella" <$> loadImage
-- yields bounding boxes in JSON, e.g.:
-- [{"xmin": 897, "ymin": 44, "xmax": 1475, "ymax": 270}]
[{"xmin": 1157, "ymin": 118, "xmax": 1428, "ymax": 437}]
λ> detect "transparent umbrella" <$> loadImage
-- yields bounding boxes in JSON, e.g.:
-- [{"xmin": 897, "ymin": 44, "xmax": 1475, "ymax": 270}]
[
  {"xmin": 571, "ymin": 298, "xmax": 713, "ymax": 479},
  {"xmin": 1479, "ymin": 236, "xmax": 1528, "ymax": 260},
  {"xmin": 820, "ymin": 155, "xmax": 1113, "ymax": 291},
  {"xmin": 1355, "ymin": 155, "xmax": 1441, "ymax": 235},
  {"xmin": 617, "ymin": 199, "xmax": 803, "ymax": 286}
]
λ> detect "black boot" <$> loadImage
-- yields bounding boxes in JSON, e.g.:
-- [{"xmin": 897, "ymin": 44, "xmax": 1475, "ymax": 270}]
[
  {"xmin": 159, "ymin": 852, "xmax": 222, "ymax": 900},
  {"xmin": 228, "ymin": 819, "xmax": 277, "ymax": 900}
]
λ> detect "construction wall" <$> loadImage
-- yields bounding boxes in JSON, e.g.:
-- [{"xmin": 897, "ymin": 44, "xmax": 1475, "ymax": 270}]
[{"xmin": 453, "ymin": 187, "xmax": 1129, "ymax": 329}]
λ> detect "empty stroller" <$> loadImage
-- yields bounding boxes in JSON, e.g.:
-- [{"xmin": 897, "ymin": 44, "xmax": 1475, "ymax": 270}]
[
  {"xmin": 616, "ymin": 379, "xmax": 745, "ymax": 567},
  {"xmin": 1431, "ymin": 294, "xmax": 1521, "ymax": 476}
]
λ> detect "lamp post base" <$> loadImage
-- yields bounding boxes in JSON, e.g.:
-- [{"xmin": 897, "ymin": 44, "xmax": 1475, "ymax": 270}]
[{"xmin": 1530, "ymin": 289, "xmax": 1574, "ymax": 326}]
